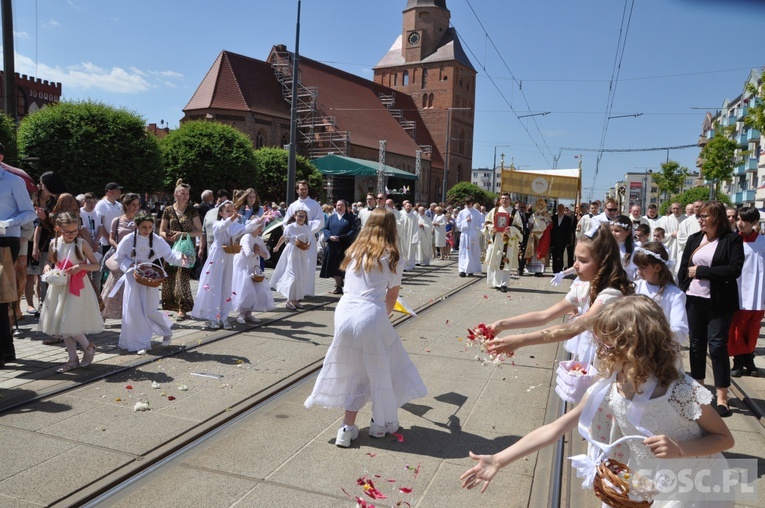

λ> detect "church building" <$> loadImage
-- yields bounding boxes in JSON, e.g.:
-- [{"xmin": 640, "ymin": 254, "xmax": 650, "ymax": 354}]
[{"xmin": 181, "ymin": 0, "xmax": 475, "ymax": 203}]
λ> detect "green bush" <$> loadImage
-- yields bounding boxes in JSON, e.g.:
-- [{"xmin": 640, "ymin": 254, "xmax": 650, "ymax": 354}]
[
  {"xmin": 252, "ymin": 147, "xmax": 324, "ymax": 204},
  {"xmin": 17, "ymin": 100, "xmax": 162, "ymax": 193}
]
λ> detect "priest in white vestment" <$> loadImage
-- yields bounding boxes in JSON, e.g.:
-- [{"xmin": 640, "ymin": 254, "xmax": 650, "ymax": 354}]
[
  {"xmin": 456, "ymin": 199, "xmax": 483, "ymax": 277},
  {"xmin": 483, "ymin": 193, "xmax": 522, "ymax": 291},
  {"xmin": 657, "ymin": 202, "xmax": 685, "ymax": 264},
  {"xmin": 415, "ymin": 206, "xmax": 434, "ymax": 266},
  {"xmin": 397, "ymin": 201, "xmax": 419, "ymax": 271},
  {"xmin": 675, "ymin": 200, "xmax": 702, "ymax": 275}
]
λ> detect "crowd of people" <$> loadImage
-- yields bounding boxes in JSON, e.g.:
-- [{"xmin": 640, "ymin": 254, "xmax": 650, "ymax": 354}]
[{"xmin": 1, "ymin": 154, "xmax": 763, "ymax": 503}]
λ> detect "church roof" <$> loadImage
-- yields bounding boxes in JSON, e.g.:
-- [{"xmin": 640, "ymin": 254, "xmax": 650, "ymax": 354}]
[
  {"xmin": 184, "ymin": 51, "xmax": 289, "ymax": 118},
  {"xmin": 183, "ymin": 49, "xmax": 443, "ymax": 168},
  {"xmin": 374, "ymin": 27, "xmax": 475, "ymax": 72}
]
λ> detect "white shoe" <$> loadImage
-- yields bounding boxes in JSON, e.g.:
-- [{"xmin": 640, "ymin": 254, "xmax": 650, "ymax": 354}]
[
  {"xmin": 137, "ymin": 349, "xmax": 147, "ymax": 356},
  {"xmin": 221, "ymin": 320, "xmax": 232, "ymax": 330},
  {"xmin": 369, "ymin": 419, "xmax": 399, "ymax": 438},
  {"xmin": 336, "ymin": 424, "xmax": 359, "ymax": 448},
  {"xmin": 208, "ymin": 320, "xmax": 218, "ymax": 329},
  {"xmin": 236, "ymin": 316, "xmax": 247, "ymax": 325},
  {"xmin": 161, "ymin": 335, "xmax": 172, "ymax": 346},
  {"xmin": 247, "ymin": 316, "xmax": 261, "ymax": 323}
]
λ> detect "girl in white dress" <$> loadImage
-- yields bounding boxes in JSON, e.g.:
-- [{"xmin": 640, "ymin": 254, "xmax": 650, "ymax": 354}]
[
  {"xmin": 40, "ymin": 212, "xmax": 103, "ymax": 373},
  {"xmin": 634, "ymin": 242, "xmax": 689, "ymax": 347},
  {"xmin": 305, "ymin": 208, "xmax": 427, "ymax": 447},
  {"xmin": 232, "ymin": 221, "xmax": 275, "ymax": 324},
  {"xmin": 488, "ymin": 222, "xmax": 633, "ymax": 365},
  {"xmin": 461, "ymin": 296, "xmax": 734, "ymax": 508},
  {"xmin": 114, "ymin": 213, "xmax": 187, "ymax": 354},
  {"xmin": 192, "ymin": 201, "xmax": 263, "ymax": 329},
  {"xmin": 611, "ymin": 215, "xmax": 637, "ymax": 281},
  {"xmin": 270, "ymin": 208, "xmax": 312, "ymax": 310}
]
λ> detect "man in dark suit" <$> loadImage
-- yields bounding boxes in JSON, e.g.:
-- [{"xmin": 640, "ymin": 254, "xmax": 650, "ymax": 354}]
[
  {"xmin": 550, "ymin": 203, "xmax": 573, "ymax": 273},
  {"xmin": 516, "ymin": 201, "xmax": 533, "ymax": 275}
]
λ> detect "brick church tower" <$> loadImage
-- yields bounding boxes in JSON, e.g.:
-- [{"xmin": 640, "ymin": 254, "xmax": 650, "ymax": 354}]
[{"xmin": 374, "ymin": 0, "xmax": 476, "ymax": 200}]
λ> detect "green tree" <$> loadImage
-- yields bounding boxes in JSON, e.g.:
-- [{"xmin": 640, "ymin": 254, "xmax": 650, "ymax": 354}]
[
  {"xmin": 17, "ymin": 100, "xmax": 162, "ymax": 193},
  {"xmin": 252, "ymin": 147, "xmax": 324, "ymax": 203},
  {"xmin": 652, "ymin": 160, "xmax": 689, "ymax": 203},
  {"xmin": 659, "ymin": 186, "xmax": 731, "ymax": 214},
  {"xmin": 445, "ymin": 181, "xmax": 489, "ymax": 206},
  {"xmin": 744, "ymin": 82, "xmax": 765, "ymax": 133},
  {"xmin": 699, "ymin": 126, "xmax": 738, "ymax": 198},
  {"xmin": 0, "ymin": 113, "xmax": 18, "ymax": 165},
  {"xmin": 161, "ymin": 120, "xmax": 256, "ymax": 193}
]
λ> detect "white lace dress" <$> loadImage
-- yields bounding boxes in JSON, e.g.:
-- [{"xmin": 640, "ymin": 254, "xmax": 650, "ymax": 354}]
[
  {"xmin": 589, "ymin": 375, "xmax": 732, "ymax": 508},
  {"xmin": 563, "ymin": 283, "xmax": 622, "ymax": 363}
]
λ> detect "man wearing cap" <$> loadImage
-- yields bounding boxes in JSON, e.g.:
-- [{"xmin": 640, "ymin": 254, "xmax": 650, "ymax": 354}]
[{"xmin": 0, "ymin": 143, "xmax": 36, "ymax": 367}]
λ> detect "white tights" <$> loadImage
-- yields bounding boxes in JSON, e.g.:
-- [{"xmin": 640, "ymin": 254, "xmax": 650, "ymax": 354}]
[{"xmin": 63, "ymin": 334, "xmax": 90, "ymax": 362}]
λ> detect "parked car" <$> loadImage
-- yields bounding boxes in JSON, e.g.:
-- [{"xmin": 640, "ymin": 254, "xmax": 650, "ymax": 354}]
[{"xmin": 262, "ymin": 216, "xmax": 284, "ymax": 269}]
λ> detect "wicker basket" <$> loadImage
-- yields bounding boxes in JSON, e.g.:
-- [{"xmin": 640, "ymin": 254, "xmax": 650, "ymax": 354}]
[
  {"xmin": 251, "ymin": 272, "xmax": 265, "ymax": 283},
  {"xmin": 222, "ymin": 241, "xmax": 241, "ymax": 254},
  {"xmin": 295, "ymin": 239, "xmax": 310, "ymax": 251},
  {"xmin": 133, "ymin": 263, "xmax": 166, "ymax": 287},
  {"xmin": 593, "ymin": 458, "xmax": 654, "ymax": 508}
]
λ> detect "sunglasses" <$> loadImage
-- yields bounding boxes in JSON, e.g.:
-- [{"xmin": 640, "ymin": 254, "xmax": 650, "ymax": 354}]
[{"xmin": 606, "ymin": 208, "xmax": 618, "ymax": 212}]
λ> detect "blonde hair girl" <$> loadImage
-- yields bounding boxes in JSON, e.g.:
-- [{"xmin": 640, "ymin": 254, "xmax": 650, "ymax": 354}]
[
  {"xmin": 462, "ymin": 296, "xmax": 734, "ymax": 498},
  {"xmin": 305, "ymin": 208, "xmax": 426, "ymax": 447}
]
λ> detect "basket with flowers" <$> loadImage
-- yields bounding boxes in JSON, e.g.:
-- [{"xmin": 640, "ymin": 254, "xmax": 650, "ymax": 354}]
[
  {"xmin": 593, "ymin": 457, "xmax": 655, "ymax": 507},
  {"xmin": 555, "ymin": 359, "xmax": 598, "ymax": 403},
  {"xmin": 133, "ymin": 263, "xmax": 166, "ymax": 287},
  {"xmin": 42, "ymin": 268, "xmax": 68, "ymax": 286}
]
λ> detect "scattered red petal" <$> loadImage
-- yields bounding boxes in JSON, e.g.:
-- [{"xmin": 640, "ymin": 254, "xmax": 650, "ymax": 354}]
[
  {"xmin": 386, "ymin": 479, "xmax": 396, "ymax": 483},
  {"xmin": 445, "ymin": 319, "xmax": 449, "ymax": 325},
  {"xmin": 125, "ymin": 385, "xmax": 133, "ymax": 390},
  {"xmin": 167, "ymin": 395, "xmax": 176, "ymax": 401},
  {"xmin": 205, "ymin": 271, "xmax": 210, "ymax": 274},
  {"xmin": 399, "ymin": 487, "xmax": 413, "ymax": 494},
  {"xmin": 414, "ymin": 464, "xmax": 420, "ymax": 478},
  {"xmin": 425, "ymin": 349, "xmax": 430, "ymax": 352},
  {"xmin": 391, "ymin": 432, "xmax": 404, "ymax": 443},
  {"xmin": 366, "ymin": 452, "xmax": 376, "ymax": 457},
  {"xmin": 225, "ymin": 298, "xmax": 232, "ymax": 302},
  {"xmin": 231, "ymin": 291, "xmax": 237, "ymax": 295}
]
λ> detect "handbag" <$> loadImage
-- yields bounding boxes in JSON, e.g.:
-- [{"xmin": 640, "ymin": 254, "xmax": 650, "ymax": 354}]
[
  {"xmin": 100, "ymin": 217, "xmax": 121, "ymax": 272},
  {"xmin": 169, "ymin": 233, "xmax": 196, "ymax": 267}
]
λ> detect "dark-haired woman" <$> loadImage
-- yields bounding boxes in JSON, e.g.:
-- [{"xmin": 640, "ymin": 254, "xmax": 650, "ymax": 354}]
[{"xmin": 679, "ymin": 201, "xmax": 744, "ymax": 417}]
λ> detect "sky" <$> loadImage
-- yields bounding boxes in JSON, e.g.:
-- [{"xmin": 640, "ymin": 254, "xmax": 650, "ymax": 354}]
[{"xmin": 7, "ymin": 0, "xmax": 765, "ymax": 202}]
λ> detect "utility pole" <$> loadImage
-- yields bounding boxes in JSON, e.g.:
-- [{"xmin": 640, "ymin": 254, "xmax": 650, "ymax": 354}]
[
  {"xmin": 2, "ymin": 0, "xmax": 16, "ymax": 121},
  {"xmin": 286, "ymin": 0, "xmax": 301, "ymax": 205}
]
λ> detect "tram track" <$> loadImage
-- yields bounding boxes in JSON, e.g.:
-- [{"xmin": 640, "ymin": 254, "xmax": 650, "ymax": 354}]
[{"xmin": 39, "ymin": 265, "xmax": 485, "ymax": 507}]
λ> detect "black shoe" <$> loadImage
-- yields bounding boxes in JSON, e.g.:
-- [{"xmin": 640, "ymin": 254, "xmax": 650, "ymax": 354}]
[
  {"xmin": 715, "ymin": 404, "xmax": 731, "ymax": 417},
  {"xmin": 500, "ymin": 286, "xmax": 508, "ymax": 293},
  {"xmin": 534, "ymin": 272, "xmax": 543, "ymax": 277},
  {"xmin": 467, "ymin": 273, "xmax": 473, "ymax": 277},
  {"xmin": 731, "ymin": 367, "xmax": 744, "ymax": 378},
  {"xmin": 332, "ymin": 287, "xmax": 343, "ymax": 295},
  {"xmin": 459, "ymin": 272, "xmax": 466, "ymax": 277}
]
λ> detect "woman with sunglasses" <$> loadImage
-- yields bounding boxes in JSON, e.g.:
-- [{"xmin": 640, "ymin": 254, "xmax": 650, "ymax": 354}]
[{"xmin": 678, "ymin": 201, "xmax": 744, "ymax": 418}]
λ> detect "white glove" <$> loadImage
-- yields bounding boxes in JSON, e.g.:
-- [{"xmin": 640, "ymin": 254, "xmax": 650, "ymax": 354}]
[{"xmin": 550, "ymin": 271, "xmax": 565, "ymax": 286}]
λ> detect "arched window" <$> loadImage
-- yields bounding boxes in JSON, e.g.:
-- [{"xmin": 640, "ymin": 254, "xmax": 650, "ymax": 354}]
[
  {"xmin": 393, "ymin": 73, "xmax": 398, "ymax": 87},
  {"xmin": 428, "ymin": 93, "xmax": 434, "ymax": 108},
  {"xmin": 403, "ymin": 70, "xmax": 409, "ymax": 86},
  {"xmin": 457, "ymin": 163, "xmax": 463, "ymax": 182},
  {"xmin": 422, "ymin": 68, "xmax": 428, "ymax": 89},
  {"xmin": 422, "ymin": 94, "xmax": 428, "ymax": 108},
  {"xmin": 281, "ymin": 135, "xmax": 288, "ymax": 148},
  {"xmin": 458, "ymin": 129, "xmax": 465, "ymax": 155},
  {"xmin": 256, "ymin": 129, "xmax": 266, "ymax": 149}
]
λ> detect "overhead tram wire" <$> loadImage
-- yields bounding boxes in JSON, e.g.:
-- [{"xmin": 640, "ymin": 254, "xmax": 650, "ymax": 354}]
[
  {"xmin": 457, "ymin": 0, "xmax": 557, "ymax": 166},
  {"xmin": 591, "ymin": 0, "xmax": 636, "ymax": 196}
]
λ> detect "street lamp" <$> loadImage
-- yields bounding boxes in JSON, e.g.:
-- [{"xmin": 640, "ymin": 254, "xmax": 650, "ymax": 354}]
[
  {"xmin": 517, "ymin": 111, "xmax": 550, "ymax": 119},
  {"xmin": 442, "ymin": 107, "xmax": 472, "ymax": 202},
  {"xmin": 608, "ymin": 113, "xmax": 643, "ymax": 119}
]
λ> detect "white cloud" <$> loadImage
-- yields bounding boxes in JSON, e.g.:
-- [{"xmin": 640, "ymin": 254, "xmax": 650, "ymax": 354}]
[
  {"xmin": 14, "ymin": 31, "xmax": 30, "ymax": 40},
  {"xmin": 9, "ymin": 51, "xmax": 183, "ymax": 95},
  {"xmin": 48, "ymin": 19, "xmax": 61, "ymax": 27}
]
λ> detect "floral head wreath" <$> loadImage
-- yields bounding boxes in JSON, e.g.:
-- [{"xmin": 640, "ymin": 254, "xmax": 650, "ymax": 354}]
[
  {"xmin": 609, "ymin": 220, "xmax": 631, "ymax": 230},
  {"xmin": 634, "ymin": 246, "xmax": 676, "ymax": 268}
]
